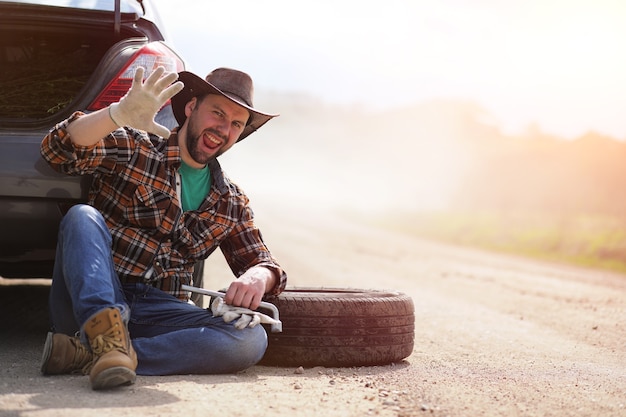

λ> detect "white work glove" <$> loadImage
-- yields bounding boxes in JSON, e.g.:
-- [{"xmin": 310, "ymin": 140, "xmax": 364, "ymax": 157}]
[
  {"xmin": 109, "ymin": 66, "xmax": 184, "ymax": 138},
  {"xmin": 211, "ymin": 297, "xmax": 281, "ymax": 330}
]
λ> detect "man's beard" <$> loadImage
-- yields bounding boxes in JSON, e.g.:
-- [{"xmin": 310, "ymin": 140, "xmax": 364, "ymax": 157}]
[{"xmin": 184, "ymin": 122, "xmax": 227, "ymax": 165}]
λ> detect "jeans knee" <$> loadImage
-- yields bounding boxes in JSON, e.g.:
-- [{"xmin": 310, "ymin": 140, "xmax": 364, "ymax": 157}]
[
  {"xmin": 242, "ymin": 324, "xmax": 268, "ymax": 363},
  {"xmin": 61, "ymin": 204, "xmax": 110, "ymax": 241},
  {"xmin": 204, "ymin": 325, "xmax": 267, "ymax": 373},
  {"xmin": 63, "ymin": 204, "xmax": 102, "ymax": 227}
]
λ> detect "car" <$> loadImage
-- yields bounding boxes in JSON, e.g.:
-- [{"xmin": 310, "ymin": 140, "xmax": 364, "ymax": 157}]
[{"xmin": 0, "ymin": 0, "xmax": 185, "ymax": 279}]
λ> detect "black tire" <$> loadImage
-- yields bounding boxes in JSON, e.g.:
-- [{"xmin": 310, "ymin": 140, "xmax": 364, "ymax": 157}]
[{"xmin": 260, "ymin": 287, "xmax": 415, "ymax": 367}]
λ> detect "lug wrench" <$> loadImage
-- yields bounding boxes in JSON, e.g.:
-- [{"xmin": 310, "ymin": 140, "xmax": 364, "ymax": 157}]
[{"xmin": 181, "ymin": 284, "xmax": 282, "ymax": 333}]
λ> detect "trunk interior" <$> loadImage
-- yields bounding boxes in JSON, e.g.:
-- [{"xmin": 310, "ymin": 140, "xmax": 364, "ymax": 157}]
[
  {"xmin": 0, "ymin": 7, "xmax": 146, "ymax": 122},
  {"xmin": 0, "ymin": 28, "xmax": 110, "ymax": 119}
]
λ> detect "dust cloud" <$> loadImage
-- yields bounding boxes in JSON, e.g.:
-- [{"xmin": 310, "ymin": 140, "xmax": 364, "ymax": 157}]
[
  {"xmin": 220, "ymin": 92, "xmax": 626, "ymax": 220},
  {"xmin": 219, "ymin": 94, "xmax": 475, "ymax": 214}
]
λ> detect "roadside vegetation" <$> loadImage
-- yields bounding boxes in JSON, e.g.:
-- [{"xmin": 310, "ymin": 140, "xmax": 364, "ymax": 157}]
[
  {"xmin": 375, "ymin": 210, "xmax": 626, "ymax": 274},
  {"xmin": 345, "ymin": 101, "xmax": 626, "ymax": 275}
]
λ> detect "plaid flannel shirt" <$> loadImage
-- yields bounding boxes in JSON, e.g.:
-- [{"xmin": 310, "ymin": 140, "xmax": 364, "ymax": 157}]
[{"xmin": 41, "ymin": 112, "xmax": 287, "ymax": 301}]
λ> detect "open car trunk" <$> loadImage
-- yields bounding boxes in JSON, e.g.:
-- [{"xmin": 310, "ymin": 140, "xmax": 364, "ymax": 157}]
[{"xmin": 0, "ymin": 1, "xmax": 159, "ymax": 126}]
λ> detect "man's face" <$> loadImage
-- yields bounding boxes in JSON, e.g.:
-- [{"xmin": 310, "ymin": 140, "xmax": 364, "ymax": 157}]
[{"xmin": 183, "ymin": 94, "xmax": 250, "ymax": 165}]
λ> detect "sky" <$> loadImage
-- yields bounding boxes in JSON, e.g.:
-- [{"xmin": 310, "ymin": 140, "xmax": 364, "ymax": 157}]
[{"xmin": 156, "ymin": 0, "xmax": 626, "ymax": 140}]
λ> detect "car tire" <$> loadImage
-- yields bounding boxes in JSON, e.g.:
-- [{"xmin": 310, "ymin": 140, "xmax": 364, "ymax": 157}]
[{"xmin": 260, "ymin": 287, "xmax": 415, "ymax": 367}]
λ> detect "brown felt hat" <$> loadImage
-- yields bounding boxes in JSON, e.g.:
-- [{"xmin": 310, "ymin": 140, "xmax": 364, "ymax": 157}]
[{"xmin": 172, "ymin": 68, "xmax": 278, "ymax": 141}]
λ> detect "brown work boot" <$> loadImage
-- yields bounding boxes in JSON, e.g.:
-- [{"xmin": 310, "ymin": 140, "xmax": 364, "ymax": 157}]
[
  {"xmin": 84, "ymin": 307, "xmax": 137, "ymax": 390},
  {"xmin": 41, "ymin": 332, "xmax": 93, "ymax": 375}
]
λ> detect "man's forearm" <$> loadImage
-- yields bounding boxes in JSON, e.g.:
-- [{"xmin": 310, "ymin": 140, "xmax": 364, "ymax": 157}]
[
  {"xmin": 261, "ymin": 266, "xmax": 279, "ymax": 294},
  {"xmin": 66, "ymin": 107, "xmax": 118, "ymax": 147}
]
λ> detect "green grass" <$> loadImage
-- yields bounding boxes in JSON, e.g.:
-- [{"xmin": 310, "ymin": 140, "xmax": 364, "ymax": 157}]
[{"xmin": 372, "ymin": 210, "xmax": 626, "ymax": 274}]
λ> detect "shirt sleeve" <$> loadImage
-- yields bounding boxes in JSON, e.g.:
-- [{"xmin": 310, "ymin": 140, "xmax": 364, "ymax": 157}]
[
  {"xmin": 40, "ymin": 111, "xmax": 132, "ymax": 176},
  {"xmin": 219, "ymin": 202, "xmax": 287, "ymax": 297}
]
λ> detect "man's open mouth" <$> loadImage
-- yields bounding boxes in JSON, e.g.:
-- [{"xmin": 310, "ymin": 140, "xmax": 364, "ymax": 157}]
[{"xmin": 202, "ymin": 132, "xmax": 222, "ymax": 150}]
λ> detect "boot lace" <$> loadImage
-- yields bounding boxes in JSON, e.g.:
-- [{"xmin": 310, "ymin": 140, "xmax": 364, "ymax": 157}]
[
  {"xmin": 67, "ymin": 337, "xmax": 93, "ymax": 375},
  {"xmin": 83, "ymin": 323, "xmax": 129, "ymax": 374}
]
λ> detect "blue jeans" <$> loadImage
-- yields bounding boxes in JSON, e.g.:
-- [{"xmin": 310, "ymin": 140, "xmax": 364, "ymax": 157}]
[{"xmin": 49, "ymin": 204, "xmax": 267, "ymax": 375}]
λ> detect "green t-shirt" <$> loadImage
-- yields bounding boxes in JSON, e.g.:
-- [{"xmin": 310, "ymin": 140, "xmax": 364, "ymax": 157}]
[{"xmin": 179, "ymin": 161, "xmax": 211, "ymax": 212}]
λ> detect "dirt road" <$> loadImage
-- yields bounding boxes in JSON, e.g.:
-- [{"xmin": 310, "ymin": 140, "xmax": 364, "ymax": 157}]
[{"xmin": 1, "ymin": 202, "xmax": 625, "ymax": 417}]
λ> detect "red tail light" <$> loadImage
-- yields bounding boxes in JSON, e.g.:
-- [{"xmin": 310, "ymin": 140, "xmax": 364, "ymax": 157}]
[{"xmin": 87, "ymin": 42, "xmax": 184, "ymax": 111}]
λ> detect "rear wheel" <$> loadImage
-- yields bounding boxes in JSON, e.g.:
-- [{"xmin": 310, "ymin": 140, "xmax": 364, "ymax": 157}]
[{"xmin": 260, "ymin": 287, "xmax": 415, "ymax": 367}]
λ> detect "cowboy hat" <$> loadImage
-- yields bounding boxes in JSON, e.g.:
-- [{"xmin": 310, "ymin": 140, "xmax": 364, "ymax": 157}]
[{"xmin": 171, "ymin": 68, "xmax": 278, "ymax": 141}]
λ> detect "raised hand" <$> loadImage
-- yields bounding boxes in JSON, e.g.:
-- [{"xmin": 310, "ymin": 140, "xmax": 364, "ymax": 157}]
[{"xmin": 109, "ymin": 66, "xmax": 184, "ymax": 138}]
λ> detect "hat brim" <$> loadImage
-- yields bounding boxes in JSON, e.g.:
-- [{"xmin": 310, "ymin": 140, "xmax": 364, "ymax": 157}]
[{"xmin": 171, "ymin": 71, "xmax": 278, "ymax": 142}]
